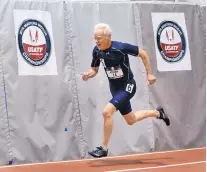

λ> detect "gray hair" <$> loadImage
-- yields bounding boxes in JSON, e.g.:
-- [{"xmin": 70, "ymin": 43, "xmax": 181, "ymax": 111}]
[{"xmin": 94, "ymin": 23, "xmax": 112, "ymax": 36}]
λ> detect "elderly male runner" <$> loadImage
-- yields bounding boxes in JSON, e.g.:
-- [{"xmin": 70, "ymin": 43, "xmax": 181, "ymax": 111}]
[{"xmin": 82, "ymin": 23, "xmax": 170, "ymax": 158}]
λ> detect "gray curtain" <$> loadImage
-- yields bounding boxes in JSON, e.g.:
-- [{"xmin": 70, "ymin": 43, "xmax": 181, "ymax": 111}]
[{"xmin": 0, "ymin": 0, "xmax": 205, "ymax": 165}]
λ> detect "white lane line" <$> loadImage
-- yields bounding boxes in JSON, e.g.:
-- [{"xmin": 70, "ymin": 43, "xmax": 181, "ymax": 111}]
[
  {"xmin": 105, "ymin": 161, "xmax": 206, "ymax": 172},
  {"xmin": 0, "ymin": 147, "xmax": 205, "ymax": 168}
]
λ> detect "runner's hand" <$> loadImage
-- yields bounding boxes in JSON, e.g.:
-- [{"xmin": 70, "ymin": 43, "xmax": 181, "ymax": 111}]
[
  {"xmin": 147, "ymin": 74, "xmax": 156, "ymax": 85},
  {"xmin": 82, "ymin": 72, "xmax": 90, "ymax": 81}
]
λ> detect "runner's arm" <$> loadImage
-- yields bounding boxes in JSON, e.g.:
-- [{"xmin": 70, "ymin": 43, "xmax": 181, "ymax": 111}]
[
  {"xmin": 138, "ymin": 48, "xmax": 152, "ymax": 75},
  {"xmin": 122, "ymin": 42, "xmax": 153, "ymax": 75},
  {"xmin": 85, "ymin": 47, "xmax": 100, "ymax": 79},
  {"xmin": 87, "ymin": 67, "xmax": 99, "ymax": 78}
]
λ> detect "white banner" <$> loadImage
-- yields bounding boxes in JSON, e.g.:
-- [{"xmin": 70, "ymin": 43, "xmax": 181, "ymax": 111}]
[
  {"xmin": 13, "ymin": 10, "xmax": 58, "ymax": 75},
  {"xmin": 151, "ymin": 13, "xmax": 192, "ymax": 72}
]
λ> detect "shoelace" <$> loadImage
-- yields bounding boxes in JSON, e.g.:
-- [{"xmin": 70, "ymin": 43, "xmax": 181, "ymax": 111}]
[
  {"xmin": 94, "ymin": 149, "xmax": 103, "ymax": 153},
  {"xmin": 93, "ymin": 146, "xmax": 105, "ymax": 153}
]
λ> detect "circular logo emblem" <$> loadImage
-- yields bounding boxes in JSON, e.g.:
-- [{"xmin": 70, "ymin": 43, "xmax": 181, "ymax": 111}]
[
  {"xmin": 157, "ymin": 20, "xmax": 186, "ymax": 63},
  {"xmin": 18, "ymin": 19, "xmax": 51, "ymax": 66}
]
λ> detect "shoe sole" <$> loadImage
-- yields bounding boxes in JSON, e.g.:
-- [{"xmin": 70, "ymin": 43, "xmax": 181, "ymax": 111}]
[
  {"xmin": 88, "ymin": 152, "xmax": 99, "ymax": 158},
  {"xmin": 161, "ymin": 108, "xmax": 170, "ymax": 126},
  {"xmin": 157, "ymin": 106, "xmax": 170, "ymax": 126},
  {"xmin": 88, "ymin": 152, "xmax": 107, "ymax": 158}
]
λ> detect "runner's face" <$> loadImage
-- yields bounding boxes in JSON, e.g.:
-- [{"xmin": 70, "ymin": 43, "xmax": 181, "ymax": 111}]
[{"xmin": 93, "ymin": 29, "xmax": 110, "ymax": 50}]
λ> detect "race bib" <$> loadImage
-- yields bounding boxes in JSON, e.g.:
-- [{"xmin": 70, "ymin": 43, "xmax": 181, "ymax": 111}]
[{"xmin": 106, "ymin": 66, "xmax": 124, "ymax": 79}]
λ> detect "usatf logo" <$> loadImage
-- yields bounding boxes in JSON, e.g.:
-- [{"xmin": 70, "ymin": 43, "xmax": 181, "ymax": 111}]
[
  {"xmin": 18, "ymin": 19, "xmax": 51, "ymax": 66},
  {"xmin": 156, "ymin": 20, "xmax": 186, "ymax": 63}
]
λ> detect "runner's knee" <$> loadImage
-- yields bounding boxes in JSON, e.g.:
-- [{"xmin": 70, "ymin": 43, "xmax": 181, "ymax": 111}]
[
  {"xmin": 124, "ymin": 116, "xmax": 134, "ymax": 125},
  {"xmin": 123, "ymin": 112, "xmax": 135, "ymax": 125},
  {"xmin": 102, "ymin": 103, "xmax": 116, "ymax": 118},
  {"xmin": 102, "ymin": 110, "xmax": 113, "ymax": 118},
  {"xmin": 126, "ymin": 120, "xmax": 134, "ymax": 125}
]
